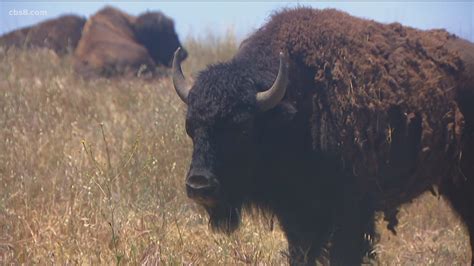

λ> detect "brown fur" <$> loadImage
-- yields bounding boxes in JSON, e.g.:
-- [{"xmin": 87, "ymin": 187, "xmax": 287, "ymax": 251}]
[
  {"xmin": 0, "ymin": 15, "xmax": 85, "ymax": 54},
  {"xmin": 254, "ymin": 8, "xmax": 471, "ymax": 207}
]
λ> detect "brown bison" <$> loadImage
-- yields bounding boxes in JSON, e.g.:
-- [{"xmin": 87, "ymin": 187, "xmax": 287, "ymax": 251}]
[
  {"xmin": 171, "ymin": 8, "xmax": 474, "ymax": 265},
  {"xmin": 74, "ymin": 6, "xmax": 187, "ymax": 77},
  {"xmin": 0, "ymin": 15, "xmax": 86, "ymax": 54}
]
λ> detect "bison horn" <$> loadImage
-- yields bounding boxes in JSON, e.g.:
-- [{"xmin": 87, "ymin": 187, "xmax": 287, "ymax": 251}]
[
  {"xmin": 256, "ymin": 52, "xmax": 289, "ymax": 111},
  {"xmin": 172, "ymin": 47, "xmax": 191, "ymax": 103}
]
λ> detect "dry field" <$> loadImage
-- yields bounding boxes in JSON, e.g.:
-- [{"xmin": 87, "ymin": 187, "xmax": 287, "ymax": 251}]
[{"xmin": 0, "ymin": 32, "xmax": 470, "ymax": 265}]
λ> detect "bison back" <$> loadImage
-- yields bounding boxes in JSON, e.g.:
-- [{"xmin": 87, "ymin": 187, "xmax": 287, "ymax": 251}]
[{"xmin": 0, "ymin": 15, "xmax": 85, "ymax": 54}]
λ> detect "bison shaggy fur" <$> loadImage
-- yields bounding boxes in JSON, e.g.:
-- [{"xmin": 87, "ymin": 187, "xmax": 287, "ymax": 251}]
[
  {"xmin": 0, "ymin": 15, "xmax": 86, "ymax": 55},
  {"xmin": 176, "ymin": 8, "xmax": 474, "ymax": 265}
]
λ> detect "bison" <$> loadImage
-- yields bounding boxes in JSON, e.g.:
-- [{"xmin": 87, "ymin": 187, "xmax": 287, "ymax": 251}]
[
  {"xmin": 0, "ymin": 14, "xmax": 86, "ymax": 54},
  {"xmin": 171, "ymin": 8, "xmax": 474, "ymax": 265},
  {"xmin": 74, "ymin": 6, "xmax": 187, "ymax": 77}
]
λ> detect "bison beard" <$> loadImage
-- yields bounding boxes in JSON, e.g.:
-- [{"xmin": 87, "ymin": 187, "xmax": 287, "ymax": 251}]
[
  {"xmin": 171, "ymin": 7, "xmax": 474, "ymax": 265},
  {"xmin": 207, "ymin": 204, "xmax": 242, "ymax": 234}
]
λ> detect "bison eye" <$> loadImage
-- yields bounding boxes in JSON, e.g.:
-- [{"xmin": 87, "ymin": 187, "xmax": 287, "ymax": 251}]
[
  {"xmin": 232, "ymin": 112, "xmax": 254, "ymax": 126},
  {"xmin": 228, "ymin": 119, "xmax": 252, "ymax": 134},
  {"xmin": 233, "ymin": 119, "xmax": 253, "ymax": 139}
]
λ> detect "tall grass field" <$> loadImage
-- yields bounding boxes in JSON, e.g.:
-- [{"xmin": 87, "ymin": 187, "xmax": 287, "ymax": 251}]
[{"xmin": 0, "ymin": 32, "xmax": 470, "ymax": 264}]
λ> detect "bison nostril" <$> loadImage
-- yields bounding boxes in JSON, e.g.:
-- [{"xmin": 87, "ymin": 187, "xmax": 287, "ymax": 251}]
[{"xmin": 186, "ymin": 175, "xmax": 217, "ymax": 190}]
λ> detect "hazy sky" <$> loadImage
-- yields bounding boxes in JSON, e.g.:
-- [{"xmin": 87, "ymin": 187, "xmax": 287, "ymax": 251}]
[{"xmin": 1, "ymin": 1, "xmax": 473, "ymax": 42}]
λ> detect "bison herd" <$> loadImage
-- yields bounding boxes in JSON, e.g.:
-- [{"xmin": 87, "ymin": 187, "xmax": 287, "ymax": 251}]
[
  {"xmin": 0, "ymin": 6, "xmax": 186, "ymax": 77},
  {"xmin": 2, "ymin": 6, "xmax": 474, "ymax": 265}
]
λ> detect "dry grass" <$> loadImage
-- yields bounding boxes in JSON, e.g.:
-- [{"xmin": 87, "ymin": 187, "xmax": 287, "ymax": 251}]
[
  {"xmin": 0, "ymin": 33, "xmax": 470, "ymax": 265},
  {"xmin": 375, "ymin": 195, "xmax": 470, "ymax": 265}
]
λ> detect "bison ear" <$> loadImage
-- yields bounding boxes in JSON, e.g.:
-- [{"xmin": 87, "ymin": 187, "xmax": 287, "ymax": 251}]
[{"xmin": 263, "ymin": 101, "xmax": 297, "ymax": 128}]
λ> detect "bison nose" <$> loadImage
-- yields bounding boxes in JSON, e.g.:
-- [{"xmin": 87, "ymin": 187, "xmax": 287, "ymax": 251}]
[{"xmin": 186, "ymin": 172, "xmax": 219, "ymax": 199}]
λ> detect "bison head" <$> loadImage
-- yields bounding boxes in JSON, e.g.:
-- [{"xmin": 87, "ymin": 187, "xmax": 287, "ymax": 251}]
[
  {"xmin": 172, "ymin": 48, "xmax": 290, "ymax": 233},
  {"xmin": 134, "ymin": 12, "xmax": 187, "ymax": 67}
]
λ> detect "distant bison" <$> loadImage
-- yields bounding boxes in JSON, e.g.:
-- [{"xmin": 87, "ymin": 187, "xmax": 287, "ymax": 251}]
[
  {"xmin": 74, "ymin": 6, "xmax": 187, "ymax": 77},
  {"xmin": 171, "ymin": 8, "xmax": 474, "ymax": 265},
  {"xmin": 0, "ymin": 15, "xmax": 86, "ymax": 54}
]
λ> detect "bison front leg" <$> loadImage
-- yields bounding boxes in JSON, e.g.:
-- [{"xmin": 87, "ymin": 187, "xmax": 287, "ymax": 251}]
[
  {"xmin": 285, "ymin": 233, "xmax": 327, "ymax": 266},
  {"xmin": 278, "ymin": 209, "xmax": 333, "ymax": 265},
  {"xmin": 329, "ymin": 192, "xmax": 377, "ymax": 266}
]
